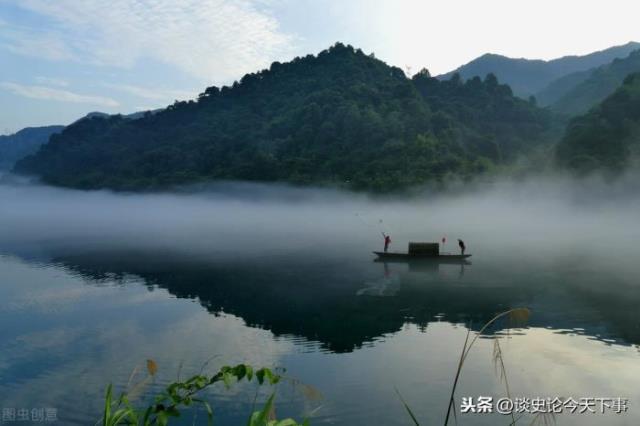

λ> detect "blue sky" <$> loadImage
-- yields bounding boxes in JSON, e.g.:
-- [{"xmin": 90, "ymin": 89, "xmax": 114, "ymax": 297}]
[{"xmin": 1, "ymin": 0, "xmax": 639, "ymax": 132}]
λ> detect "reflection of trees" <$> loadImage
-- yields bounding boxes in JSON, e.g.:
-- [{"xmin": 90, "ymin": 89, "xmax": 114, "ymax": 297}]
[
  {"xmin": 49, "ymin": 251, "xmax": 521, "ymax": 352},
  {"xmin": 52, "ymin": 250, "xmax": 640, "ymax": 352}
]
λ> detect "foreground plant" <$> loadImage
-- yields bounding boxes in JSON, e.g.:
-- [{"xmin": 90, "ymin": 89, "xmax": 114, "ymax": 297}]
[
  {"xmin": 101, "ymin": 363, "xmax": 309, "ymax": 426},
  {"xmin": 444, "ymin": 308, "xmax": 530, "ymax": 425},
  {"xmin": 394, "ymin": 308, "xmax": 533, "ymax": 426},
  {"xmin": 104, "ymin": 310, "xmax": 537, "ymax": 425}
]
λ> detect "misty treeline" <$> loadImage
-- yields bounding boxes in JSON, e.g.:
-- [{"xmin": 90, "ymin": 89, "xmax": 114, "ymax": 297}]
[
  {"xmin": 556, "ymin": 73, "xmax": 640, "ymax": 174},
  {"xmin": 545, "ymin": 49, "xmax": 640, "ymax": 116},
  {"xmin": 12, "ymin": 43, "xmax": 640, "ymax": 192},
  {"xmin": 0, "ymin": 125, "xmax": 63, "ymax": 170}
]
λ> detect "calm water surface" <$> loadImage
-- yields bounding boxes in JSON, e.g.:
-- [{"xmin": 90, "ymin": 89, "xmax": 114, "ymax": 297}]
[{"xmin": 0, "ymin": 181, "xmax": 639, "ymax": 425}]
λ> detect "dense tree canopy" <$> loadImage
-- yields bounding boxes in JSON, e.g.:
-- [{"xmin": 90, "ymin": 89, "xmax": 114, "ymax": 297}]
[
  {"xmin": 16, "ymin": 43, "xmax": 554, "ymax": 192},
  {"xmin": 548, "ymin": 49, "xmax": 640, "ymax": 116},
  {"xmin": 556, "ymin": 72, "xmax": 640, "ymax": 174}
]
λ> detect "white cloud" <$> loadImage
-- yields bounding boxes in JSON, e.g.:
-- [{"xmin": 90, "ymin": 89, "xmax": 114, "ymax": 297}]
[
  {"xmin": 103, "ymin": 83, "xmax": 196, "ymax": 102},
  {"xmin": 34, "ymin": 76, "xmax": 69, "ymax": 87},
  {"xmin": 4, "ymin": 0, "xmax": 294, "ymax": 84},
  {"xmin": 0, "ymin": 19, "xmax": 77, "ymax": 61},
  {"xmin": 0, "ymin": 82, "xmax": 119, "ymax": 107}
]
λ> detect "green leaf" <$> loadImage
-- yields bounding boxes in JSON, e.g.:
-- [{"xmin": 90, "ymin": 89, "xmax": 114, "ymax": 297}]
[
  {"xmin": 142, "ymin": 406, "xmax": 153, "ymax": 426},
  {"xmin": 195, "ymin": 376, "xmax": 208, "ymax": 389},
  {"xmin": 271, "ymin": 419, "xmax": 299, "ymax": 426},
  {"xmin": 222, "ymin": 371, "xmax": 234, "ymax": 388},
  {"xmin": 256, "ymin": 369, "xmax": 265, "ymax": 385},
  {"xmin": 156, "ymin": 411, "xmax": 169, "ymax": 426},
  {"xmin": 121, "ymin": 396, "xmax": 140, "ymax": 425},
  {"xmin": 103, "ymin": 384, "xmax": 112, "ymax": 426},
  {"xmin": 110, "ymin": 408, "xmax": 135, "ymax": 425},
  {"xmin": 264, "ymin": 369, "xmax": 279, "ymax": 385},
  {"xmin": 233, "ymin": 364, "xmax": 247, "ymax": 381},
  {"xmin": 255, "ymin": 368, "xmax": 279, "ymax": 385},
  {"xmin": 245, "ymin": 365, "xmax": 254, "ymax": 381},
  {"xmin": 248, "ymin": 393, "xmax": 275, "ymax": 426}
]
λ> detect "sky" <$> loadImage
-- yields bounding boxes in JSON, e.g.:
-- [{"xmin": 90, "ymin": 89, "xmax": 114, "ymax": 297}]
[{"xmin": 0, "ymin": 0, "xmax": 639, "ymax": 132}]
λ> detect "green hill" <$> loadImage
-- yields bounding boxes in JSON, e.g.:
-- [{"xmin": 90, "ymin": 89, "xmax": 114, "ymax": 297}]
[
  {"xmin": 1, "ymin": 110, "xmax": 161, "ymax": 172},
  {"xmin": 15, "ymin": 43, "xmax": 554, "ymax": 192},
  {"xmin": 556, "ymin": 73, "xmax": 640, "ymax": 174},
  {"xmin": 547, "ymin": 50, "xmax": 640, "ymax": 116},
  {"xmin": 438, "ymin": 42, "xmax": 639, "ymax": 97},
  {"xmin": 535, "ymin": 68, "xmax": 594, "ymax": 107}
]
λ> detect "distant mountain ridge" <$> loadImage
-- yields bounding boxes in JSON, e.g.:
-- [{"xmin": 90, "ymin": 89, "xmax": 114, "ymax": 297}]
[
  {"xmin": 0, "ymin": 110, "xmax": 161, "ymax": 171},
  {"xmin": 437, "ymin": 42, "xmax": 640, "ymax": 97},
  {"xmin": 556, "ymin": 72, "xmax": 640, "ymax": 174},
  {"xmin": 534, "ymin": 68, "xmax": 594, "ymax": 107},
  {"xmin": 0, "ymin": 125, "xmax": 64, "ymax": 170},
  {"xmin": 543, "ymin": 50, "xmax": 640, "ymax": 116}
]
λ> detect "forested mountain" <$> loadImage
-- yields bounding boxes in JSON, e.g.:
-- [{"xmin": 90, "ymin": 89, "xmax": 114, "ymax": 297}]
[
  {"xmin": 556, "ymin": 73, "xmax": 640, "ymax": 174},
  {"xmin": 0, "ymin": 110, "xmax": 161, "ymax": 172},
  {"xmin": 0, "ymin": 125, "xmax": 64, "ymax": 170},
  {"xmin": 545, "ymin": 50, "xmax": 640, "ymax": 116},
  {"xmin": 437, "ymin": 42, "xmax": 639, "ymax": 97},
  {"xmin": 15, "ymin": 43, "xmax": 555, "ymax": 192},
  {"xmin": 535, "ymin": 68, "xmax": 594, "ymax": 107},
  {"xmin": 79, "ymin": 110, "xmax": 162, "ymax": 122}
]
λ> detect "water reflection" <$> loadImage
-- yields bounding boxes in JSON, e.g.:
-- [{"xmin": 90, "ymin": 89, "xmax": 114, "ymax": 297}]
[
  {"xmin": 2, "ymin": 178, "xmax": 640, "ymax": 424},
  {"xmin": 2, "ymin": 247, "xmax": 640, "ymax": 425},
  {"xmin": 35, "ymin": 247, "xmax": 640, "ymax": 352}
]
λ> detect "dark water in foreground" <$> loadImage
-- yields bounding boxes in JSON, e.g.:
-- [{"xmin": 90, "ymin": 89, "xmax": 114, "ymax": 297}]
[{"xmin": 0, "ymin": 181, "xmax": 639, "ymax": 425}]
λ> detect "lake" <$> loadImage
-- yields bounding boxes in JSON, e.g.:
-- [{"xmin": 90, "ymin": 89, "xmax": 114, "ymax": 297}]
[{"xmin": 0, "ymin": 179, "xmax": 639, "ymax": 425}]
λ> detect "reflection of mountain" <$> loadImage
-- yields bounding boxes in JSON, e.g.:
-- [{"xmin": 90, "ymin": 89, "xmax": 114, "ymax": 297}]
[
  {"xmin": 45, "ymin": 251, "xmax": 518, "ymax": 352},
  {"xmin": 42, "ymin": 250, "xmax": 640, "ymax": 353}
]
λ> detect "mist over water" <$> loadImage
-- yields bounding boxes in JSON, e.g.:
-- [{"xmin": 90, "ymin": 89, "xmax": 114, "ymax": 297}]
[
  {"xmin": 1, "ymin": 175, "xmax": 640, "ymax": 425},
  {"xmin": 1, "ymin": 174, "xmax": 639, "ymax": 274}
]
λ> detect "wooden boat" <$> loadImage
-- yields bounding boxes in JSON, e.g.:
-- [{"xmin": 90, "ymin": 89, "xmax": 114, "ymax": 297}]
[
  {"xmin": 373, "ymin": 241, "xmax": 471, "ymax": 263},
  {"xmin": 373, "ymin": 251, "xmax": 471, "ymax": 263},
  {"xmin": 373, "ymin": 252, "xmax": 471, "ymax": 260}
]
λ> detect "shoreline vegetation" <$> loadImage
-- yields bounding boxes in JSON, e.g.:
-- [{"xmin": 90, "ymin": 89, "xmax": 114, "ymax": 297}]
[{"xmin": 101, "ymin": 309, "xmax": 532, "ymax": 426}]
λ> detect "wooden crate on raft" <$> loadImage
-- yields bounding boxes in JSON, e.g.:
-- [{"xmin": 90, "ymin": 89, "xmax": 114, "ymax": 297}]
[{"xmin": 408, "ymin": 242, "xmax": 440, "ymax": 255}]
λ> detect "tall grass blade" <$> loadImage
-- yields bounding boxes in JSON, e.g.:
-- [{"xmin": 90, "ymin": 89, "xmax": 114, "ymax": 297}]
[
  {"xmin": 103, "ymin": 384, "xmax": 112, "ymax": 426},
  {"xmin": 445, "ymin": 308, "xmax": 530, "ymax": 426},
  {"xmin": 444, "ymin": 327, "xmax": 470, "ymax": 425},
  {"xmin": 493, "ymin": 338, "xmax": 515, "ymax": 425},
  {"xmin": 394, "ymin": 387, "xmax": 420, "ymax": 426}
]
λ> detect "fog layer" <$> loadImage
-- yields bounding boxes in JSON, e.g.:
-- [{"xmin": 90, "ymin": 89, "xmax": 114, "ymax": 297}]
[{"xmin": 0, "ymin": 176, "xmax": 639, "ymax": 275}]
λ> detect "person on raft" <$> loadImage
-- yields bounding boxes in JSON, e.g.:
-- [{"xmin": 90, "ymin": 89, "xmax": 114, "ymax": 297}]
[
  {"xmin": 382, "ymin": 233, "xmax": 391, "ymax": 252},
  {"xmin": 458, "ymin": 239, "xmax": 466, "ymax": 255}
]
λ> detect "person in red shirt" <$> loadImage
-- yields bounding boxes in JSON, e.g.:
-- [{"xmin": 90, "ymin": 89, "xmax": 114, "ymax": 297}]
[{"xmin": 383, "ymin": 233, "xmax": 391, "ymax": 252}]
